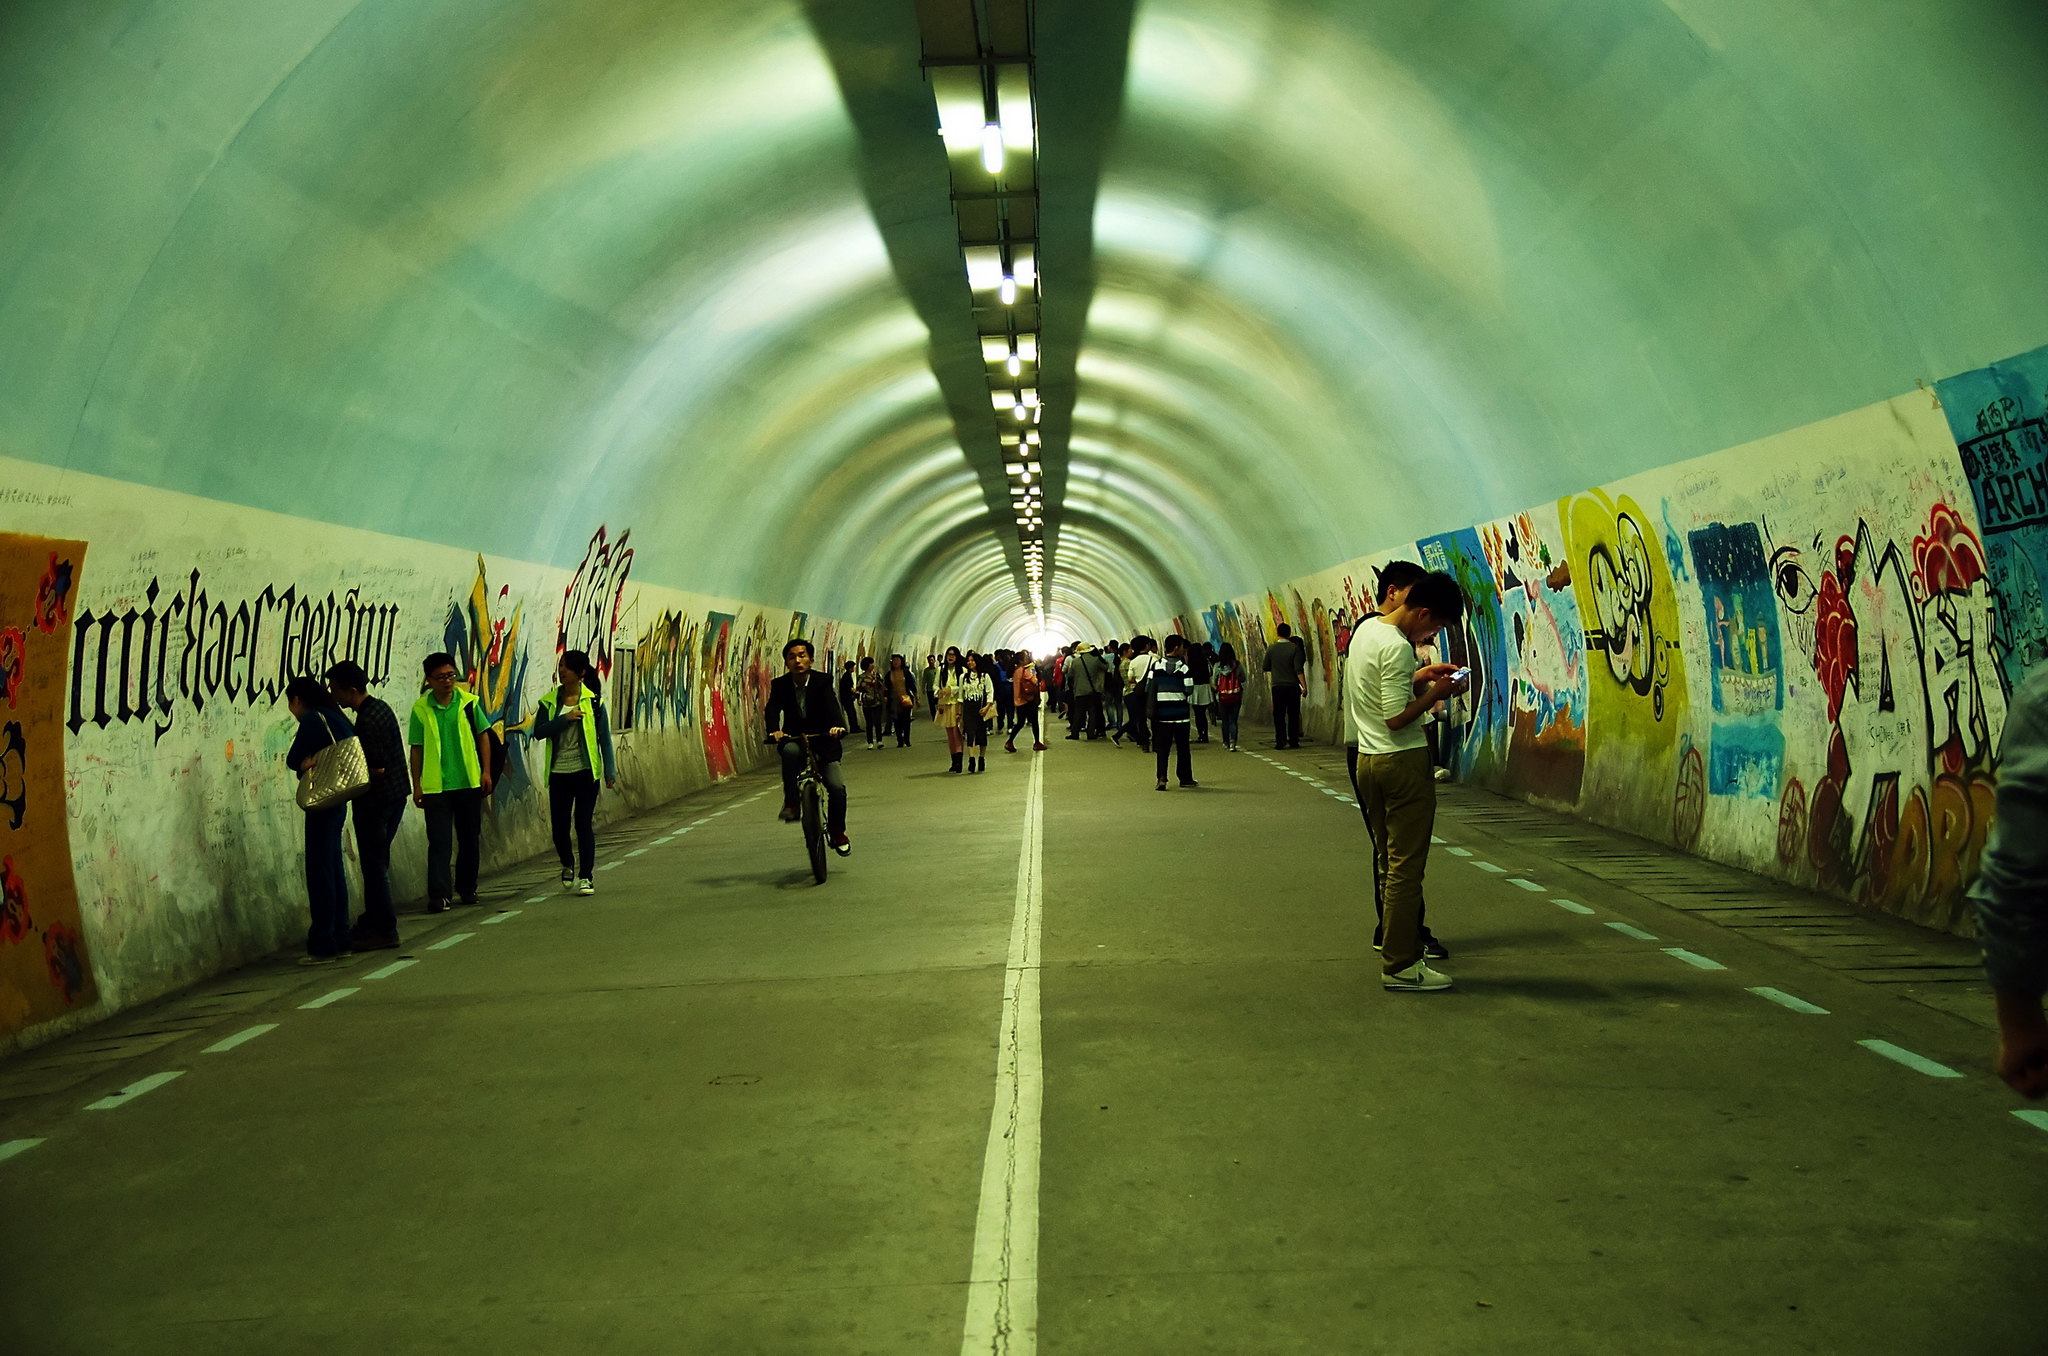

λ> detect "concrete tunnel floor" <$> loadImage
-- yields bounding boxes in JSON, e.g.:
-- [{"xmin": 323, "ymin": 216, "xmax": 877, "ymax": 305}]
[{"xmin": 1, "ymin": 722, "xmax": 2045, "ymax": 1354}]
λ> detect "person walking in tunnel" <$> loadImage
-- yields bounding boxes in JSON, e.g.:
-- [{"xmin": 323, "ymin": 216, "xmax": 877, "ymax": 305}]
[
  {"xmin": 408, "ymin": 652, "xmax": 495, "ymax": 913},
  {"xmin": 935, "ymin": 646, "xmax": 967, "ymax": 773},
  {"xmin": 1188, "ymin": 640, "xmax": 1216, "ymax": 743},
  {"xmin": 1266, "ymin": 622, "xmax": 1308, "ymax": 749},
  {"xmin": 1970, "ymin": 665, "xmax": 2048, "ymax": 1099},
  {"xmin": 922, "ymin": 653, "xmax": 941, "ymax": 720},
  {"xmin": 857, "ymin": 656, "xmax": 888, "ymax": 750},
  {"xmin": 1214, "ymin": 642, "xmax": 1244, "ymax": 752},
  {"xmin": 325, "ymin": 661, "xmax": 407, "ymax": 950},
  {"xmin": 532, "ymin": 650, "xmax": 618, "ymax": 897},
  {"xmin": 885, "ymin": 653, "xmax": 917, "ymax": 746},
  {"xmin": 989, "ymin": 649, "xmax": 1013, "ymax": 737},
  {"xmin": 1064, "ymin": 641, "xmax": 1109, "ymax": 740},
  {"xmin": 1150, "ymin": 635, "xmax": 1198, "ymax": 789},
  {"xmin": 765, "ymin": 638, "xmax": 851, "ymax": 856},
  {"xmin": 838, "ymin": 660, "xmax": 862, "ymax": 742},
  {"xmin": 284, "ymin": 676, "xmax": 358, "ymax": 964},
  {"xmin": 1350, "ymin": 572, "xmax": 1468, "ymax": 992},
  {"xmin": 958, "ymin": 652, "xmax": 996, "ymax": 773},
  {"xmin": 1119, "ymin": 637, "xmax": 1156, "ymax": 751},
  {"xmin": 1344, "ymin": 561, "xmax": 1448, "ymax": 961},
  {"xmin": 1006, "ymin": 648, "xmax": 1047, "ymax": 752},
  {"xmin": 1103, "ymin": 640, "xmax": 1128, "ymax": 739}
]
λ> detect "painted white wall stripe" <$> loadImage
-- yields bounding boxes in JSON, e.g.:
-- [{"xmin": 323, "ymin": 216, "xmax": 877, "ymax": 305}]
[
  {"xmin": 299, "ymin": 988, "xmax": 359, "ymax": 1010},
  {"xmin": 1605, "ymin": 921, "xmax": 1657, "ymax": 940},
  {"xmin": 1552, "ymin": 899, "xmax": 1597, "ymax": 916},
  {"xmin": 203, "ymin": 1024, "xmax": 278, "ymax": 1053},
  {"xmin": 1507, "ymin": 877, "xmax": 1547, "ymax": 892},
  {"xmin": 1663, "ymin": 948, "xmax": 1726, "ymax": 971},
  {"xmin": 364, "ymin": 958, "xmax": 420, "ymax": 979},
  {"xmin": 960, "ymin": 746, "xmax": 1043, "ymax": 1355},
  {"xmin": 426, "ymin": 932, "xmax": 473, "ymax": 951},
  {"xmin": 0, "ymin": 1138, "xmax": 44, "ymax": 1163},
  {"xmin": 1857, "ymin": 1039, "xmax": 1962, "ymax": 1078},
  {"xmin": 85, "ymin": 1070, "xmax": 184, "ymax": 1110},
  {"xmin": 1747, "ymin": 987, "xmax": 1828, "ymax": 1015},
  {"xmin": 2015, "ymin": 1109, "xmax": 2048, "ymax": 1133},
  {"xmin": 480, "ymin": 909, "xmax": 520, "ymax": 925}
]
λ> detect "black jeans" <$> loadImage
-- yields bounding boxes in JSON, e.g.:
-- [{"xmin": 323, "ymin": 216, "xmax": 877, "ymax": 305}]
[
  {"xmin": 1273, "ymin": 685, "xmax": 1303, "ymax": 747},
  {"xmin": 1067, "ymin": 693, "xmax": 1103, "ymax": 738},
  {"xmin": 1193, "ymin": 703, "xmax": 1210, "ymax": 740},
  {"xmin": 1126, "ymin": 698, "xmax": 1151, "ymax": 750},
  {"xmin": 1154, "ymin": 721, "xmax": 1193, "ymax": 784},
  {"xmin": 892, "ymin": 703, "xmax": 913, "ymax": 746},
  {"xmin": 352, "ymin": 795, "xmax": 406, "ymax": 940},
  {"xmin": 779, "ymin": 739, "xmax": 847, "ymax": 835},
  {"xmin": 304, "ymin": 804, "xmax": 350, "ymax": 957},
  {"xmin": 1347, "ymin": 745, "xmax": 1431, "ymax": 939},
  {"xmin": 1009, "ymin": 701, "xmax": 1040, "ymax": 745},
  {"xmin": 551, "ymin": 770, "xmax": 600, "ymax": 878},
  {"xmin": 422, "ymin": 787, "xmax": 484, "ymax": 903}
]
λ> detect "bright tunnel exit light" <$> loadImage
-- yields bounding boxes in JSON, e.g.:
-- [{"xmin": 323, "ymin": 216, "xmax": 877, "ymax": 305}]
[{"xmin": 1020, "ymin": 630, "xmax": 1066, "ymax": 657}]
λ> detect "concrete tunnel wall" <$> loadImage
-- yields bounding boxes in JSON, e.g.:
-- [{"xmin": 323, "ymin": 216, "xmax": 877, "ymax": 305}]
[{"xmin": 1, "ymin": 0, "xmax": 2046, "ymax": 1045}]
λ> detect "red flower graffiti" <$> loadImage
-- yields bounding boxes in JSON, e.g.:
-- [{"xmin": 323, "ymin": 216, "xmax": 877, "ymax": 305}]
[
  {"xmin": 1812, "ymin": 568, "xmax": 1858, "ymax": 724},
  {"xmin": 44, "ymin": 922, "xmax": 85, "ymax": 1003},
  {"xmin": 1911, "ymin": 502, "xmax": 1988, "ymax": 599},
  {"xmin": 0, "ymin": 855, "xmax": 28, "ymax": 943},
  {"xmin": 0, "ymin": 627, "xmax": 22, "ymax": 708},
  {"xmin": 33, "ymin": 552, "xmax": 75, "ymax": 634}
]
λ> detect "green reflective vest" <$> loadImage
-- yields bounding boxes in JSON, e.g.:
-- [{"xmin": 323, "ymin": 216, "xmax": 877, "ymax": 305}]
[
  {"xmin": 413, "ymin": 689, "xmax": 484, "ymax": 794},
  {"xmin": 537, "ymin": 686, "xmax": 602, "ymax": 775}
]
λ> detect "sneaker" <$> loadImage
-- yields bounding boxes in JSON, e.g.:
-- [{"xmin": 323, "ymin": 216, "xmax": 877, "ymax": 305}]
[
  {"xmin": 426, "ymin": 899, "xmax": 449, "ymax": 914},
  {"xmin": 560, "ymin": 869, "xmax": 576, "ymax": 892},
  {"xmin": 1033, "ymin": 742, "xmax": 1047, "ymax": 752},
  {"xmin": 1156, "ymin": 781, "xmax": 1167, "ymax": 791},
  {"xmin": 296, "ymin": 953, "xmax": 339, "ymax": 966},
  {"xmin": 1110, "ymin": 733, "xmax": 1122, "ymax": 747},
  {"xmin": 458, "ymin": 895, "xmax": 479, "ymax": 909},
  {"xmin": 1433, "ymin": 767, "xmax": 1452, "ymax": 783},
  {"xmin": 576, "ymin": 878, "xmax": 595, "ymax": 896},
  {"xmin": 1424, "ymin": 934, "xmax": 1450, "ymax": 961},
  {"xmin": 778, "ymin": 801, "xmax": 799, "ymax": 822},
  {"xmin": 831, "ymin": 833, "xmax": 852, "ymax": 857},
  {"xmin": 1180, "ymin": 780, "xmax": 1199, "ymax": 788},
  {"xmin": 1382, "ymin": 960, "xmax": 1454, "ymax": 992}
]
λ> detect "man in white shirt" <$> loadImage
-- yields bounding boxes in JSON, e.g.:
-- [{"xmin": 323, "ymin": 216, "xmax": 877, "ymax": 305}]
[{"xmin": 1346, "ymin": 572, "xmax": 1468, "ymax": 991}]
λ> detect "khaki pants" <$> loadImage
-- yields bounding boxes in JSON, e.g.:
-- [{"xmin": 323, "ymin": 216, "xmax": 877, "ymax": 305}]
[{"xmin": 1355, "ymin": 747, "xmax": 1436, "ymax": 972}]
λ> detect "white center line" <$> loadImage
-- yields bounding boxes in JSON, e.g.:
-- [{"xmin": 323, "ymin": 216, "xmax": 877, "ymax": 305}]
[
  {"xmin": 1663, "ymin": 948, "xmax": 1727, "ymax": 971},
  {"xmin": 1506, "ymin": 877, "xmax": 1547, "ymax": 892},
  {"xmin": 85, "ymin": 1070, "xmax": 184, "ymax": 1110},
  {"xmin": 1747, "ymin": 987, "xmax": 1829, "ymax": 1015},
  {"xmin": 1474, "ymin": 861, "xmax": 1507, "ymax": 874},
  {"xmin": 1446, "ymin": 847, "xmax": 1473, "ymax": 857},
  {"xmin": 598, "ymin": 861, "xmax": 623, "ymax": 872},
  {"xmin": 1552, "ymin": 899, "xmax": 1597, "ymax": 915},
  {"xmin": 1605, "ymin": 921, "xmax": 1657, "ymax": 939},
  {"xmin": 2015, "ymin": 1110, "xmax": 2048, "ymax": 1133},
  {"xmin": 960, "ymin": 741, "xmax": 1043, "ymax": 1355},
  {"xmin": 1857, "ymin": 1039, "xmax": 1963, "ymax": 1078},
  {"xmin": 426, "ymin": 933, "xmax": 473, "ymax": 951},
  {"xmin": 525, "ymin": 895, "xmax": 550, "ymax": 904},
  {"xmin": 1429, "ymin": 835, "xmax": 1447, "ymax": 845},
  {"xmin": 299, "ymin": 987, "xmax": 359, "ymax": 1010},
  {"xmin": 626, "ymin": 848, "xmax": 649, "ymax": 858},
  {"xmin": 203, "ymin": 1024, "xmax": 278, "ymax": 1053},
  {"xmin": 0, "ymin": 1138, "xmax": 44, "ymax": 1163},
  {"xmin": 481, "ymin": 909, "xmax": 520, "ymax": 925},
  {"xmin": 364, "ymin": 958, "xmax": 420, "ymax": 979}
]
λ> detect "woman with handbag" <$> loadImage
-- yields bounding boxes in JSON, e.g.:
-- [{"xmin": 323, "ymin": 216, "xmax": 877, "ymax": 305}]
[
  {"xmin": 958, "ymin": 651, "xmax": 997, "ymax": 773},
  {"xmin": 285, "ymin": 675, "xmax": 360, "ymax": 965},
  {"xmin": 884, "ymin": 653, "xmax": 917, "ymax": 747},
  {"xmin": 936, "ymin": 646, "xmax": 967, "ymax": 773}
]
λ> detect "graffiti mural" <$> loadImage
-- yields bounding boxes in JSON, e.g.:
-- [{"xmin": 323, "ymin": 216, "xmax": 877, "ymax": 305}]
[
  {"xmin": 1481, "ymin": 510, "xmax": 1587, "ymax": 804},
  {"xmin": 557, "ymin": 526, "xmax": 634, "ymax": 676},
  {"xmin": 1688, "ymin": 522, "xmax": 1784, "ymax": 798},
  {"xmin": 446, "ymin": 555, "xmax": 534, "ymax": 797},
  {"xmin": 1419, "ymin": 528, "xmax": 1512, "ymax": 784},
  {"xmin": 1565, "ymin": 489, "xmax": 1691, "ymax": 777},
  {"xmin": 701, "ymin": 611, "xmax": 738, "ymax": 779},
  {"xmin": 632, "ymin": 609, "xmax": 699, "ymax": 732},
  {"xmin": 1, "ymin": 534, "xmax": 98, "ymax": 1038}
]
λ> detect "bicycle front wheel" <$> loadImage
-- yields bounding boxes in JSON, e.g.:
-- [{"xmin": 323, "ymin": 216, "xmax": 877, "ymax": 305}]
[{"xmin": 801, "ymin": 780, "xmax": 828, "ymax": 884}]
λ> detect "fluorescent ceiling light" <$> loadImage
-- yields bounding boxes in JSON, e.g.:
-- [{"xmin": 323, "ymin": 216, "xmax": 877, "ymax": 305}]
[
  {"xmin": 981, "ymin": 123, "xmax": 1005, "ymax": 174},
  {"xmin": 965, "ymin": 245, "xmax": 1004, "ymax": 291},
  {"xmin": 1021, "ymin": 388, "xmax": 1039, "ymax": 407},
  {"xmin": 999, "ymin": 275, "xmax": 1018, "ymax": 306},
  {"xmin": 1012, "ymin": 245, "xmax": 1037, "ymax": 289},
  {"xmin": 1006, "ymin": 353, "xmax": 1021, "ymax": 377},
  {"xmin": 1017, "ymin": 333, "xmax": 1039, "ymax": 361},
  {"xmin": 991, "ymin": 391, "xmax": 1016, "ymax": 411},
  {"xmin": 981, "ymin": 336, "xmax": 1011, "ymax": 363},
  {"xmin": 1025, "ymin": 431, "xmax": 1040, "ymax": 445},
  {"xmin": 1013, "ymin": 403, "xmax": 1029, "ymax": 421}
]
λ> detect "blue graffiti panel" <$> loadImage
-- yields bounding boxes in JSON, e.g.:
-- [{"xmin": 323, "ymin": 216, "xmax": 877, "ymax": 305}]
[
  {"xmin": 1688, "ymin": 522, "xmax": 1782, "ymax": 797},
  {"xmin": 1936, "ymin": 342, "xmax": 2048, "ymax": 687}
]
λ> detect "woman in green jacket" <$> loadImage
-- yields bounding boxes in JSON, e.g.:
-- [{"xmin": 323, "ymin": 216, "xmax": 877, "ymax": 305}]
[{"xmin": 532, "ymin": 650, "xmax": 618, "ymax": 895}]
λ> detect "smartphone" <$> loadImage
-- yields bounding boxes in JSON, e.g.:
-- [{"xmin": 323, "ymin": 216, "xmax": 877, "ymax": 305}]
[{"xmin": 1448, "ymin": 667, "xmax": 1471, "ymax": 683}]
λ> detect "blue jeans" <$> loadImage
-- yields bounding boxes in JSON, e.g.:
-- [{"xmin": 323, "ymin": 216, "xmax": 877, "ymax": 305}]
[
  {"xmin": 304, "ymin": 804, "xmax": 350, "ymax": 957},
  {"xmin": 352, "ymin": 796, "xmax": 406, "ymax": 940},
  {"xmin": 1219, "ymin": 704, "xmax": 1241, "ymax": 747}
]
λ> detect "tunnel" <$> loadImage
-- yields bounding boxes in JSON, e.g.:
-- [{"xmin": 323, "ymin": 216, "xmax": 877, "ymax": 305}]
[{"xmin": 2, "ymin": 0, "xmax": 2046, "ymax": 1350}]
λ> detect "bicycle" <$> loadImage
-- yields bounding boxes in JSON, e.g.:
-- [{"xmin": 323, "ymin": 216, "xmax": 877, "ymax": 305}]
[{"xmin": 770, "ymin": 733, "xmax": 835, "ymax": 884}]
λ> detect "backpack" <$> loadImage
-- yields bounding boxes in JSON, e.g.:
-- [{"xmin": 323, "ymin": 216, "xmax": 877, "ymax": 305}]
[
  {"xmin": 1216, "ymin": 668, "xmax": 1243, "ymax": 706},
  {"xmin": 1018, "ymin": 667, "xmax": 1041, "ymax": 701}
]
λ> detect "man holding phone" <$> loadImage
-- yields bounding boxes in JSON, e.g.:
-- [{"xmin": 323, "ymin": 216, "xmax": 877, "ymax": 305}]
[{"xmin": 1345, "ymin": 571, "xmax": 1469, "ymax": 991}]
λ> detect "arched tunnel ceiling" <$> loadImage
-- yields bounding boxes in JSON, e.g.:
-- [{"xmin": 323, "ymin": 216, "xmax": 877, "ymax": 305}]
[{"xmin": 2, "ymin": 0, "xmax": 2045, "ymax": 649}]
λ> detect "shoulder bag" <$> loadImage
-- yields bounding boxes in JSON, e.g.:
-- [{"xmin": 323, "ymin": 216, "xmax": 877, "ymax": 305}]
[{"xmin": 296, "ymin": 710, "xmax": 371, "ymax": 811}]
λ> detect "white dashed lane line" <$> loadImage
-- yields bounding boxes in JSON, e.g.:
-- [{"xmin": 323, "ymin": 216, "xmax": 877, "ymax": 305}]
[
  {"xmin": 84, "ymin": 1071, "xmax": 184, "ymax": 1111},
  {"xmin": 1474, "ymin": 861, "xmax": 1507, "ymax": 874},
  {"xmin": 626, "ymin": 848, "xmax": 649, "ymax": 858},
  {"xmin": 425, "ymin": 933, "xmax": 473, "ymax": 951},
  {"xmin": 299, "ymin": 988, "xmax": 358, "ymax": 1010},
  {"xmin": 364, "ymin": 958, "xmax": 420, "ymax": 979},
  {"xmin": 2017, "ymin": 1110, "xmax": 2048, "ymax": 1133},
  {"xmin": 597, "ymin": 862, "xmax": 623, "ymax": 872},
  {"xmin": 1605, "ymin": 921, "xmax": 1657, "ymax": 940},
  {"xmin": 0, "ymin": 1138, "xmax": 44, "ymax": 1163},
  {"xmin": 1446, "ymin": 847, "xmax": 1473, "ymax": 858},
  {"xmin": 1747, "ymin": 987, "xmax": 1828, "ymax": 1015},
  {"xmin": 202, "ymin": 1024, "xmax": 277, "ymax": 1053},
  {"xmin": 1663, "ymin": 948, "xmax": 1727, "ymax": 971},
  {"xmin": 524, "ymin": 894, "xmax": 550, "ymax": 904},
  {"xmin": 1552, "ymin": 899, "xmax": 1597, "ymax": 916},
  {"xmin": 1507, "ymin": 877, "xmax": 1547, "ymax": 893},
  {"xmin": 481, "ymin": 909, "xmax": 519, "ymax": 925},
  {"xmin": 1857, "ymin": 1039, "xmax": 1963, "ymax": 1079}
]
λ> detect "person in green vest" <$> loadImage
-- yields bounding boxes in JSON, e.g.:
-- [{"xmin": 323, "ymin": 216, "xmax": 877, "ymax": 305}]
[
  {"xmin": 532, "ymin": 649, "xmax": 618, "ymax": 896},
  {"xmin": 407, "ymin": 651, "xmax": 495, "ymax": 912}
]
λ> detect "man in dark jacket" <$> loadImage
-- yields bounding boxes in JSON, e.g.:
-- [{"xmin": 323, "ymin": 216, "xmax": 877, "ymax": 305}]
[
  {"xmin": 765, "ymin": 638, "xmax": 852, "ymax": 855},
  {"xmin": 1064, "ymin": 642, "xmax": 1110, "ymax": 740},
  {"xmin": 327, "ymin": 660, "xmax": 409, "ymax": 949}
]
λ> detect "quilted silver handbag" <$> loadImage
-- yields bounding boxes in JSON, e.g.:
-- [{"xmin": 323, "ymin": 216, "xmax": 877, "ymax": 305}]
[{"xmin": 296, "ymin": 717, "xmax": 371, "ymax": 812}]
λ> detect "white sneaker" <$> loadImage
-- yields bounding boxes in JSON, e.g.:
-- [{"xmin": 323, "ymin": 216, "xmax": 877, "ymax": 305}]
[
  {"xmin": 1433, "ymin": 767, "xmax": 1452, "ymax": 783},
  {"xmin": 576, "ymin": 878, "xmax": 595, "ymax": 896},
  {"xmin": 560, "ymin": 870, "xmax": 576, "ymax": 893},
  {"xmin": 1382, "ymin": 960, "xmax": 1454, "ymax": 991}
]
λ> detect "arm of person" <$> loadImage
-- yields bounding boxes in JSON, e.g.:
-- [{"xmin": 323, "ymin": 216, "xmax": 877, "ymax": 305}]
[
  {"xmin": 1379, "ymin": 651, "xmax": 1460, "ymax": 731},
  {"xmin": 471, "ymin": 706, "xmax": 494, "ymax": 794},
  {"xmin": 595, "ymin": 701, "xmax": 619, "ymax": 786},
  {"xmin": 530, "ymin": 705, "xmax": 574, "ymax": 739},
  {"xmin": 409, "ymin": 745, "xmax": 426, "ymax": 807}
]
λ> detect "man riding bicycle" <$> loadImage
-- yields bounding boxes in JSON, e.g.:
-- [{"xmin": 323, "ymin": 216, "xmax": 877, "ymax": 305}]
[{"xmin": 765, "ymin": 638, "xmax": 852, "ymax": 856}]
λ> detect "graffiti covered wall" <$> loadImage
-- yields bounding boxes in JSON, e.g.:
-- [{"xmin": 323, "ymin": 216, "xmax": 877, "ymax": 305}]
[
  {"xmin": 0, "ymin": 458, "xmax": 886, "ymax": 1050},
  {"xmin": 1189, "ymin": 353, "xmax": 2045, "ymax": 937}
]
